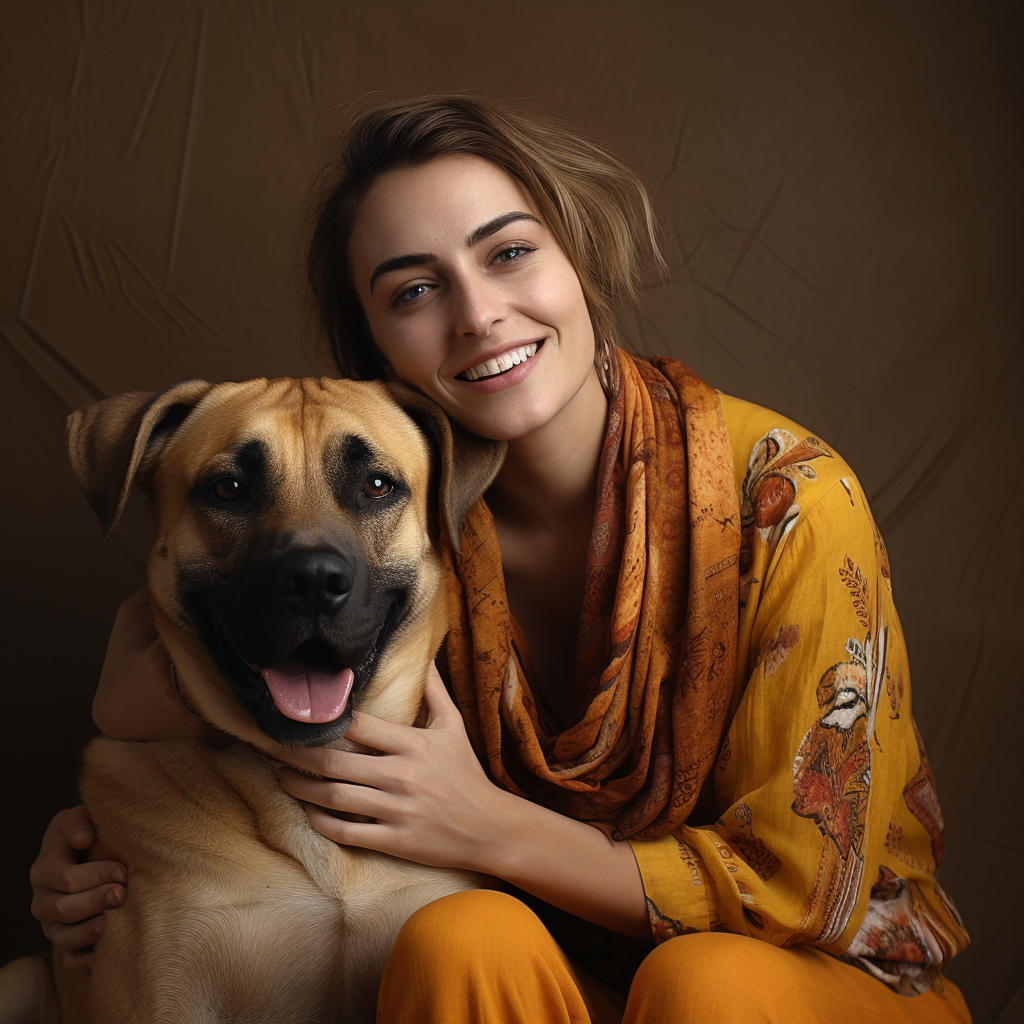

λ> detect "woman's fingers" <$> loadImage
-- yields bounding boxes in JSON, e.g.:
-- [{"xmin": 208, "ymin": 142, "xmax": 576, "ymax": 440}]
[
  {"xmin": 301, "ymin": 803, "xmax": 396, "ymax": 853},
  {"xmin": 30, "ymin": 864, "xmax": 126, "ymax": 957},
  {"xmin": 422, "ymin": 663, "xmax": 462, "ymax": 727},
  {"xmin": 30, "ymin": 806, "xmax": 128, "ymax": 961},
  {"xmin": 342, "ymin": 710, "xmax": 419, "ymax": 753},
  {"xmin": 43, "ymin": 907, "xmax": 109, "ymax": 952},
  {"xmin": 31, "ymin": 806, "xmax": 126, "ymax": 895},
  {"xmin": 277, "ymin": 743, "xmax": 392, "ymax": 786},
  {"xmin": 31, "ymin": 855, "xmax": 127, "ymax": 895},
  {"xmin": 38, "ymin": 805, "xmax": 96, "ymax": 860},
  {"xmin": 278, "ymin": 769, "xmax": 394, "ymax": 816},
  {"xmin": 280, "ymin": 715, "xmax": 419, "ymax": 776},
  {"xmin": 36, "ymin": 879, "xmax": 125, "ymax": 927},
  {"xmin": 61, "ymin": 805, "xmax": 98, "ymax": 850}
]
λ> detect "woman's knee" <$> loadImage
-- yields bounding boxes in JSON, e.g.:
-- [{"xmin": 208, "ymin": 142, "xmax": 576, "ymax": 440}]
[
  {"xmin": 625, "ymin": 932, "xmax": 796, "ymax": 1023},
  {"xmin": 380, "ymin": 890, "xmax": 591, "ymax": 1024},
  {"xmin": 389, "ymin": 889, "xmax": 553, "ymax": 973}
]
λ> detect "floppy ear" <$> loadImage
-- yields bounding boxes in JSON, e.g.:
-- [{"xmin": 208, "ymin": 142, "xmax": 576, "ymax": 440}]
[
  {"xmin": 382, "ymin": 382, "xmax": 506, "ymax": 553},
  {"xmin": 67, "ymin": 379, "xmax": 215, "ymax": 537}
]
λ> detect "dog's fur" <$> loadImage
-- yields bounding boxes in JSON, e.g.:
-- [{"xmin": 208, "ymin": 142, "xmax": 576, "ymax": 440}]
[{"xmin": 0, "ymin": 377, "xmax": 504, "ymax": 1024}]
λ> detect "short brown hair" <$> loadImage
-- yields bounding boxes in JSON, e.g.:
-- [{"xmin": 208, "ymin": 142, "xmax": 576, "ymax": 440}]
[{"xmin": 306, "ymin": 95, "xmax": 666, "ymax": 387}]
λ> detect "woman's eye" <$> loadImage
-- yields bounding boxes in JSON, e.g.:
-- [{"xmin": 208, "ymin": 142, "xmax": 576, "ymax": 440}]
[
  {"xmin": 393, "ymin": 283, "xmax": 431, "ymax": 307},
  {"xmin": 214, "ymin": 478, "xmax": 246, "ymax": 501},
  {"xmin": 363, "ymin": 474, "xmax": 394, "ymax": 498},
  {"xmin": 494, "ymin": 245, "xmax": 534, "ymax": 264}
]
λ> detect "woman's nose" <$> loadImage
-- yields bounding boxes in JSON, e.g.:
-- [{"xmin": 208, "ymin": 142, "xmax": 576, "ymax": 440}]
[{"xmin": 452, "ymin": 273, "xmax": 507, "ymax": 338}]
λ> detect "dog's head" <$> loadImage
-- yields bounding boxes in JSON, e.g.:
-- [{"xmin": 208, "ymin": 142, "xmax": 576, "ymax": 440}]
[{"xmin": 68, "ymin": 377, "xmax": 504, "ymax": 757}]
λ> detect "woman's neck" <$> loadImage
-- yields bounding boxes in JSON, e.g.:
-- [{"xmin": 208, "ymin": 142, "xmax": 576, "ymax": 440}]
[
  {"xmin": 484, "ymin": 363, "xmax": 609, "ymax": 726},
  {"xmin": 485, "ymin": 365, "xmax": 609, "ymax": 529}
]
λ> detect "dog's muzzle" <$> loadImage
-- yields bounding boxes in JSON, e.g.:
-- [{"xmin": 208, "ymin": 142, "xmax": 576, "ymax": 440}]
[{"xmin": 185, "ymin": 544, "xmax": 411, "ymax": 746}]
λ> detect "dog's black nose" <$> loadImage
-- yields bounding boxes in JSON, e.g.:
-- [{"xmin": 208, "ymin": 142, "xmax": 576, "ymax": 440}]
[{"xmin": 272, "ymin": 550, "xmax": 354, "ymax": 618}]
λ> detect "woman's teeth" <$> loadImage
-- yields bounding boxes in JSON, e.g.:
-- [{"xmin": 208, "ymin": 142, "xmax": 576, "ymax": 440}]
[{"xmin": 459, "ymin": 343, "xmax": 538, "ymax": 381}]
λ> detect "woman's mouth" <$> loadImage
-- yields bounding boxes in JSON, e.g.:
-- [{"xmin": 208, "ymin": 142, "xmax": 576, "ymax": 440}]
[{"xmin": 457, "ymin": 342, "xmax": 539, "ymax": 381}]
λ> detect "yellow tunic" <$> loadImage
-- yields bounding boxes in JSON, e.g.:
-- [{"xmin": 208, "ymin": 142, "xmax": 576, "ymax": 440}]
[{"xmin": 629, "ymin": 392, "xmax": 969, "ymax": 995}]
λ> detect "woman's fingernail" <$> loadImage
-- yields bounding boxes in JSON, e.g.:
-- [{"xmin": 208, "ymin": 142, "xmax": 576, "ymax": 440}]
[
  {"xmin": 106, "ymin": 888, "xmax": 124, "ymax": 908},
  {"xmin": 113, "ymin": 867, "xmax": 127, "ymax": 885}
]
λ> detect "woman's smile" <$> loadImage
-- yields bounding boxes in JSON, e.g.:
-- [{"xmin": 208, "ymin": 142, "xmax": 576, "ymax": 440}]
[
  {"xmin": 456, "ymin": 340, "xmax": 540, "ymax": 383},
  {"xmin": 348, "ymin": 154, "xmax": 605, "ymax": 443}
]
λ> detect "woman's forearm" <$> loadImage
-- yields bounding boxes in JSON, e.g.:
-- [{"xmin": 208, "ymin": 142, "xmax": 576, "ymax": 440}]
[
  {"xmin": 92, "ymin": 652, "xmax": 204, "ymax": 741},
  {"xmin": 92, "ymin": 588, "xmax": 217, "ymax": 743},
  {"xmin": 480, "ymin": 788, "xmax": 652, "ymax": 940}
]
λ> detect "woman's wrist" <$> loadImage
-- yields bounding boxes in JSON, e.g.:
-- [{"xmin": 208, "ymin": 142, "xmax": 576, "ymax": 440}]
[
  {"xmin": 464, "ymin": 785, "xmax": 535, "ymax": 877},
  {"xmin": 473, "ymin": 787, "xmax": 652, "ymax": 940}
]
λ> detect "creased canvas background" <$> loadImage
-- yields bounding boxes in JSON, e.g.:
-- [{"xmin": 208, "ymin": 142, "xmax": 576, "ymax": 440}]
[{"xmin": 1, "ymin": 2, "xmax": 1020, "ymax": 1019}]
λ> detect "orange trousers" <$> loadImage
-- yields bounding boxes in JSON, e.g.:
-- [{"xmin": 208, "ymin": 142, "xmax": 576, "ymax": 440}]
[{"xmin": 377, "ymin": 891, "xmax": 972, "ymax": 1024}]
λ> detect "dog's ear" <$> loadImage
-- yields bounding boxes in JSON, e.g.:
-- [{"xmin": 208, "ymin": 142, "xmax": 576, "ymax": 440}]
[
  {"xmin": 382, "ymin": 383, "xmax": 506, "ymax": 553},
  {"xmin": 68, "ymin": 379, "xmax": 215, "ymax": 537}
]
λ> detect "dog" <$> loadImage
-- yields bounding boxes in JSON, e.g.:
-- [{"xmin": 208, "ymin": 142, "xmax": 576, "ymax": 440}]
[{"xmin": 0, "ymin": 376, "xmax": 504, "ymax": 1024}]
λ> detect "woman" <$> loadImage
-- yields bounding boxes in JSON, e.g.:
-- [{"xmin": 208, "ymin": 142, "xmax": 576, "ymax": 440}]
[{"xmin": 30, "ymin": 96, "xmax": 971, "ymax": 1022}]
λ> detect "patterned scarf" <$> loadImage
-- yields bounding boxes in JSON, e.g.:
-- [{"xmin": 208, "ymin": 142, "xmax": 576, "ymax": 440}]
[{"xmin": 441, "ymin": 350, "xmax": 741, "ymax": 840}]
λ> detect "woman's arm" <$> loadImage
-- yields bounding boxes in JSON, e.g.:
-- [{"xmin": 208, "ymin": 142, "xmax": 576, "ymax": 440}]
[
  {"xmin": 625, "ymin": 476, "xmax": 969, "ymax": 982},
  {"xmin": 31, "ymin": 588, "xmax": 228, "ymax": 965},
  {"xmin": 93, "ymin": 588, "xmax": 224, "ymax": 744},
  {"xmin": 278, "ymin": 666, "xmax": 652, "ymax": 940}
]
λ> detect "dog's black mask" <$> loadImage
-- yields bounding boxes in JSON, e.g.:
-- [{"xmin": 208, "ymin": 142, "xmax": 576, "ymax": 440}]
[{"xmin": 180, "ymin": 542, "xmax": 413, "ymax": 747}]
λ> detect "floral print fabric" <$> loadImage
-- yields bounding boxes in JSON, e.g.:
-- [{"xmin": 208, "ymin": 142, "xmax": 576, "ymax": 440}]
[{"xmin": 629, "ymin": 391, "xmax": 969, "ymax": 993}]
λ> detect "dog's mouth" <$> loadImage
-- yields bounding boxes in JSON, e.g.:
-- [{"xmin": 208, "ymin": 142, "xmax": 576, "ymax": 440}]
[
  {"xmin": 254, "ymin": 645, "xmax": 355, "ymax": 725},
  {"xmin": 195, "ymin": 594, "xmax": 406, "ymax": 745}
]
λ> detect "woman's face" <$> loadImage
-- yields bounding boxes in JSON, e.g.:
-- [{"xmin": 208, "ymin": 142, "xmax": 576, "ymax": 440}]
[{"xmin": 348, "ymin": 154, "xmax": 601, "ymax": 442}]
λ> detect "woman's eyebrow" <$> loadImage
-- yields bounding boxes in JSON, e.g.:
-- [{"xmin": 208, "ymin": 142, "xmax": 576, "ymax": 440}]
[
  {"xmin": 370, "ymin": 252, "xmax": 437, "ymax": 293},
  {"xmin": 466, "ymin": 211, "xmax": 540, "ymax": 248},
  {"xmin": 368, "ymin": 212, "xmax": 541, "ymax": 293}
]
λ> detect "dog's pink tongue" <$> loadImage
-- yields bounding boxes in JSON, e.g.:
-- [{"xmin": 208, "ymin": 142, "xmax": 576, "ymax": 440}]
[{"xmin": 261, "ymin": 663, "xmax": 354, "ymax": 723}]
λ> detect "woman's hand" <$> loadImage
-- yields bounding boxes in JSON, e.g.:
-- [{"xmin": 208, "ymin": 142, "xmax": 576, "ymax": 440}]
[
  {"xmin": 278, "ymin": 665, "xmax": 510, "ymax": 873},
  {"xmin": 281, "ymin": 664, "xmax": 651, "ymax": 939},
  {"xmin": 93, "ymin": 588, "xmax": 229, "ymax": 747},
  {"xmin": 29, "ymin": 807, "xmax": 127, "ymax": 971}
]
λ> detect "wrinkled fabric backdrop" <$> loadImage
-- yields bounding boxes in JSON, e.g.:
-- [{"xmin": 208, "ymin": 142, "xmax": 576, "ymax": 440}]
[{"xmin": 2, "ymin": 2, "xmax": 1020, "ymax": 1019}]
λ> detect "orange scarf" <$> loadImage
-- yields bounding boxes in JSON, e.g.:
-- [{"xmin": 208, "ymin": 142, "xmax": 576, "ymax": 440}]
[{"xmin": 441, "ymin": 351, "xmax": 741, "ymax": 841}]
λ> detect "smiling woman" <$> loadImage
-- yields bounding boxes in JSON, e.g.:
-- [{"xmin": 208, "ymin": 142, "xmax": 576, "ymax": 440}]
[
  {"xmin": 27, "ymin": 95, "xmax": 973, "ymax": 1024},
  {"xmin": 306, "ymin": 96, "xmax": 663, "ymax": 391}
]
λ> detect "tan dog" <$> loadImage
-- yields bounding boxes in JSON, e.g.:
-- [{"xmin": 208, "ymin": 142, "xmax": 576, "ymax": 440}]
[{"xmin": 0, "ymin": 377, "xmax": 504, "ymax": 1024}]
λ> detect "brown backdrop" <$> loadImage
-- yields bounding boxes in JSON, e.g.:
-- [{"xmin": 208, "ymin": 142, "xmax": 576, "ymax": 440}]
[{"xmin": 2, "ymin": 2, "xmax": 1021, "ymax": 1020}]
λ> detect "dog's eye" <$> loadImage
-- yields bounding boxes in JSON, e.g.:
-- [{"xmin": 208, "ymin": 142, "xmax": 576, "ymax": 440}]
[
  {"xmin": 214, "ymin": 477, "xmax": 246, "ymax": 501},
  {"xmin": 362, "ymin": 474, "xmax": 394, "ymax": 498}
]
